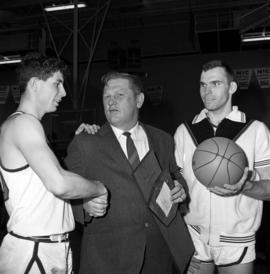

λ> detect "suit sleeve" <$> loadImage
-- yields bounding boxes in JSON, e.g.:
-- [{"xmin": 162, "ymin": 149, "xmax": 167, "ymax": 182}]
[
  {"xmin": 167, "ymin": 134, "xmax": 190, "ymax": 214},
  {"xmin": 65, "ymin": 136, "xmax": 87, "ymax": 224},
  {"xmin": 167, "ymin": 135, "xmax": 188, "ymax": 191}
]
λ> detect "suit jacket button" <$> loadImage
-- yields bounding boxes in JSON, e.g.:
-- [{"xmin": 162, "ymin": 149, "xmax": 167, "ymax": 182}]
[{"xmin": 144, "ymin": 222, "xmax": 149, "ymax": 228}]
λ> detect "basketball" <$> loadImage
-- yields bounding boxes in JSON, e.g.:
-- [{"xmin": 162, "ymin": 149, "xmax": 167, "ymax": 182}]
[{"xmin": 192, "ymin": 137, "xmax": 247, "ymax": 188}]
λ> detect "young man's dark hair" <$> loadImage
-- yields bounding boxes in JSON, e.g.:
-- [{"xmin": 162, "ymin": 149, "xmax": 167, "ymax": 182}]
[{"xmin": 17, "ymin": 52, "xmax": 68, "ymax": 93}]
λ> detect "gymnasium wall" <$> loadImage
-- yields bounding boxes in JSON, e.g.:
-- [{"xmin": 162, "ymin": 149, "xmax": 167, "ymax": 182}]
[
  {"xmin": 0, "ymin": 49, "xmax": 270, "ymax": 140},
  {"xmin": 78, "ymin": 49, "xmax": 270, "ymax": 134}
]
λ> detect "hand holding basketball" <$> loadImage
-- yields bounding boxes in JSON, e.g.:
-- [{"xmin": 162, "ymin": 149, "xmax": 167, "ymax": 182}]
[{"xmin": 209, "ymin": 167, "xmax": 249, "ymax": 196}]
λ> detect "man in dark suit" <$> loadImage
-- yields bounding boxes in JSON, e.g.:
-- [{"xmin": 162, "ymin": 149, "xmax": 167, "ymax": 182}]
[{"xmin": 65, "ymin": 72, "xmax": 194, "ymax": 274}]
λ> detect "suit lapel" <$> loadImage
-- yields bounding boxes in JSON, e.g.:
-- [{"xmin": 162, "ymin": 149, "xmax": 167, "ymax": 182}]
[
  {"xmin": 98, "ymin": 123, "xmax": 158, "ymax": 173},
  {"xmin": 99, "ymin": 123, "xmax": 133, "ymax": 173},
  {"xmin": 140, "ymin": 123, "xmax": 154, "ymax": 151}
]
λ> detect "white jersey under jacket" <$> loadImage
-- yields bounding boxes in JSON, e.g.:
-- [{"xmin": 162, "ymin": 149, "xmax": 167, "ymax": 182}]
[{"xmin": 174, "ymin": 106, "xmax": 270, "ymax": 247}]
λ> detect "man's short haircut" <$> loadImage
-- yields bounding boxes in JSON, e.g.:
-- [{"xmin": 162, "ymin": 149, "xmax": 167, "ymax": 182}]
[
  {"xmin": 202, "ymin": 60, "xmax": 235, "ymax": 83},
  {"xmin": 17, "ymin": 52, "xmax": 68, "ymax": 93},
  {"xmin": 101, "ymin": 72, "xmax": 143, "ymax": 95}
]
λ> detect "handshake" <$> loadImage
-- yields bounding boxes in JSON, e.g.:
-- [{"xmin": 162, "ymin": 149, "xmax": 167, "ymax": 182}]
[{"xmin": 83, "ymin": 185, "xmax": 109, "ymax": 218}]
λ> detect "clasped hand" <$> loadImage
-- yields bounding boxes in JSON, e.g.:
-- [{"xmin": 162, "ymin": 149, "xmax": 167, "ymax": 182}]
[{"xmin": 83, "ymin": 191, "xmax": 108, "ymax": 218}]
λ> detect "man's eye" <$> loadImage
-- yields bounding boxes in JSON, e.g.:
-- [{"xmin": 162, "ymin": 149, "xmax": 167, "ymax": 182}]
[
  {"xmin": 115, "ymin": 93, "xmax": 124, "ymax": 98},
  {"xmin": 200, "ymin": 83, "xmax": 206, "ymax": 88},
  {"xmin": 213, "ymin": 81, "xmax": 221, "ymax": 86}
]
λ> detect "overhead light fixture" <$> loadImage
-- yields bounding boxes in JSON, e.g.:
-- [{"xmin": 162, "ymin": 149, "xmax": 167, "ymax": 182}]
[
  {"xmin": 239, "ymin": 3, "xmax": 269, "ymax": 33},
  {"xmin": 44, "ymin": 2, "xmax": 86, "ymax": 12},
  {"xmin": 241, "ymin": 31, "xmax": 270, "ymax": 42},
  {"xmin": 0, "ymin": 55, "xmax": 22, "ymax": 65}
]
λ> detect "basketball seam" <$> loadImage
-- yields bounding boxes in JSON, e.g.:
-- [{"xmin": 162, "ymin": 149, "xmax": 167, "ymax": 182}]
[
  {"xmin": 208, "ymin": 139, "xmax": 229, "ymax": 187},
  {"xmin": 194, "ymin": 150, "xmax": 245, "ymax": 171}
]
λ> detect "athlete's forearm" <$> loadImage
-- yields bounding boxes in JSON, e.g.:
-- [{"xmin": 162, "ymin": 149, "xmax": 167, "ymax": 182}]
[
  {"xmin": 242, "ymin": 179, "xmax": 270, "ymax": 201},
  {"xmin": 52, "ymin": 170, "xmax": 107, "ymax": 200}
]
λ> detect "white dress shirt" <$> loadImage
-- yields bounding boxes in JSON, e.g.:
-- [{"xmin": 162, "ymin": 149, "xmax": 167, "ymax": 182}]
[{"xmin": 111, "ymin": 123, "xmax": 149, "ymax": 161}]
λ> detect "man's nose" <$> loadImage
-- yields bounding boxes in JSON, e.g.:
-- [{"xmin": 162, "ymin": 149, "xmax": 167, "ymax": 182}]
[
  {"xmin": 108, "ymin": 96, "xmax": 116, "ymax": 105},
  {"xmin": 61, "ymin": 86, "xmax": 66, "ymax": 97},
  {"xmin": 205, "ymin": 84, "xmax": 213, "ymax": 94}
]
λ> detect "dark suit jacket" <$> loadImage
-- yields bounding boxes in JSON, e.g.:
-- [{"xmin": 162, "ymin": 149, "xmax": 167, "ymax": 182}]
[{"xmin": 65, "ymin": 122, "xmax": 194, "ymax": 274}]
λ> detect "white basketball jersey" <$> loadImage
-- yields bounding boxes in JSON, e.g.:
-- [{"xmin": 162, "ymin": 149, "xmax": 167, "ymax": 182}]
[{"xmin": 0, "ymin": 164, "xmax": 74, "ymax": 236}]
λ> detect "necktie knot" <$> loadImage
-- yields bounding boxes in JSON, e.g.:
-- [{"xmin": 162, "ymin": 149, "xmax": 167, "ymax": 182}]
[
  {"xmin": 123, "ymin": 131, "xmax": 131, "ymax": 138},
  {"xmin": 123, "ymin": 131, "xmax": 140, "ymax": 169}
]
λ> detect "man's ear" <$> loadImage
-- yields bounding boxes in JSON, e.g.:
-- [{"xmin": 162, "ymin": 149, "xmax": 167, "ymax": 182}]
[
  {"xmin": 28, "ymin": 77, "xmax": 39, "ymax": 92},
  {"xmin": 229, "ymin": 81, "xmax": 237, "ymax": 95},
  {"xmin": 137, "ymin": 92, "xmax": 144, "ymax": 109}
]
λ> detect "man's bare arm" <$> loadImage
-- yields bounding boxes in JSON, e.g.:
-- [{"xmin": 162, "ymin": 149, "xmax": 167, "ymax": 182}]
[
  {"xmin": 209, "ymin": 167, "xmax": 270, "ymax": 201},
  {"xmin": 241, "ymin": 167, "xmax": 270, "ymax": 200},
  {"xmin": 241, "ymin": 179, "xmax": 270, "ymax": 200},
  {"xmin": 13, "ymin": 116, "xmax": 107, "ymax": 200}
]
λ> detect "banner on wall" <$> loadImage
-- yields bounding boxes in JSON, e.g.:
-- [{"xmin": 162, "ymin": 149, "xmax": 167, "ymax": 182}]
[
  {"xmin": 10, "ymin": 85, "xmax": 21, "ymax": 104},
  {"xmin": 145, "ymin": 85, "xmax": 163, "ymax": 106},
  {"xmin": 0, "ymin": 86, "xmax": 10, "ymax": 104},
  {"xmin": 233, "ymin": 69, "xmax": 252, "ymax": 90},
  {"xmin": 0, "ymin": 85, "xmax": 20, "ymax": 104},
  {"xmin": 254, "ymin": 67, "xmax": 270, "ymax": 89}
]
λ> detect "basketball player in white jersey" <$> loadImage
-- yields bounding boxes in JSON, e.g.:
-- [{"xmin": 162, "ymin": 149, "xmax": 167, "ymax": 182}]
[{"xmin": 0, "ymin": 52, "xmax": 108, "ymax": 274}]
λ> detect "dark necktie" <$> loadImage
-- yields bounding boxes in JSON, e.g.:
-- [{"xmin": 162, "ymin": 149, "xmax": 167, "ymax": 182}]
[{"xmin": 123, "ymin": 132, "xmax": 140, "ymax": 169}]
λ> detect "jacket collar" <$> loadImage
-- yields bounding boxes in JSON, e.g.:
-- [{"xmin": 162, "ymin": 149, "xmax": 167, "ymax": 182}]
[{"xmin": 193, "ymin": 106, "xmax": 246, "ymax": 124}]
